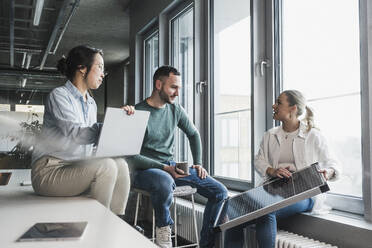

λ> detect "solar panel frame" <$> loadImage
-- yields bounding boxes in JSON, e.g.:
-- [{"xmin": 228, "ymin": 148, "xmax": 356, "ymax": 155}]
[{"xmin": 213, "ymin": 163, "xmax": 329, "ymax": 233}]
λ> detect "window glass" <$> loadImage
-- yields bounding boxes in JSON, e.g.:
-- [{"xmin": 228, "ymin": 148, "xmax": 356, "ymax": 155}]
[
  {"xmin": 144, "ymin": 32, "xmax": 159, "ymax": 97},
  {"xmin": 281, "ymin": 0, "xmax": 361, "ymax": 197},
  {"xmin": 213, "ymin": 0, "xmax": 251, "ymax": 181},
  {"xmin": 0, "ymin": 104, "xmax": 10, "ymax": 111},
  {"xmin": 171, "ymin": 7, "xmax": 194, "ymax": 162}
]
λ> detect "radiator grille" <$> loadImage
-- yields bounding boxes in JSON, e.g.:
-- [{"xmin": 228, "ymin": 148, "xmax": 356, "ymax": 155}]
[
  {"xmin": 276, "ymin": 230, "xmax": 337, "ymax": 248},
  {"xmin": 173, "ymin": 199, "xmax": 337, "ymax": 248},
  {"xmin": 171, "ymin": 197, "xmax": 204, "ymax": 243}
]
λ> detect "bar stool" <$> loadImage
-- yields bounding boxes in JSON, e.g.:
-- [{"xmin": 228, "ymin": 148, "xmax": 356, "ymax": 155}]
[{"xmin": 133, "ymin": 185, "xmax": 199, "ymax": 248}]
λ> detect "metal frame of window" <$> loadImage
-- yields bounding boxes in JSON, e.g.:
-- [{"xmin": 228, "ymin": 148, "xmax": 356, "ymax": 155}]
[
  {"xmin": 168, "ymin": 1, "xmax": 194, "ymax": 163},
  {"xmin": 209, "ymin": 0, "xmax": 268, "ymax": 191},
  {"xmin": 143, "ymin": 29, "xmax": 159, "ymax": 98},
  {"xmin": 359, "ymin": 0, "xmax": 372, "ymax": 221},
  {"xmin": 135, "ymin": 20, "xmax": 158, "ymax": 102}
]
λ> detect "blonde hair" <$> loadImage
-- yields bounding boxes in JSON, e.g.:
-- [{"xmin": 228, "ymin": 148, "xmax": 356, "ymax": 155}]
[{"xmin": 282, "ymin": 90, "xmax": 314, "ymax": 131}]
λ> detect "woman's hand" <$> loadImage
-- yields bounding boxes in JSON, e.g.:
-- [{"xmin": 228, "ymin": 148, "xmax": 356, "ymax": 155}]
[
  {"xmin": 163, "ymin": 165, "xmax": 188, "ymax": 179},
  {"xmin": 192, "ymin": 165, "xmax": 208, "ymax": 179},
  {"xmin": 121, "ymin": 105, "xmax": 135, "ymax": 115},
  {"xmin": 266, "ymin": 167, "xmax": 292, "ymax": 178},
  {"xmin": 318, "ymin": 168, "xmax": 335, "ymax": 181}
]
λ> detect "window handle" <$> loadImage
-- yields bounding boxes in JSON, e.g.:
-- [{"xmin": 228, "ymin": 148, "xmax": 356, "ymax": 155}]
[
  {"xmin": 196, "ymin": 81, "xmax": 207, "ymax": 94},
  {"xmin": 259, "ymin": 59, "xmax": 270, "ymax": 76}
]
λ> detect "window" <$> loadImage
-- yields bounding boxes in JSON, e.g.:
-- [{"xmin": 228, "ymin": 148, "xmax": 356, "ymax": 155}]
[
  {"xmin": 0, "ymin": 104, "xmax": 10, "ymax": 111},
  {"xmin": 15, "ymin": 104, "xmax": 44, "ymax": 113},
  {"xmin": 170, "ymin": 5, "xmax": 194, "ymax": 162},
  {"xmin": 278, "ymin": 0, "xmax": 362, "ymax": 211},
  {"xmin": 144, "ymin": 31, "xmax": 159, "ymax": 97},
  {"xmin": 212, "ymin": 0, "xmax": 252, "ymax": 182}
]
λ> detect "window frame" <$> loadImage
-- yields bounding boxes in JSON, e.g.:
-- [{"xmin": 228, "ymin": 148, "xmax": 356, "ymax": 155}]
[
  {"xmin": 167, "ymin": 1, "xmax": 195, "ymax": 163},
  {"xmin": 209, "ymin": 0, "xmax": 269, "ymax": 191},
  {"xmin": 141, "ymin": 25, "xmax": 159, "ymax": 100},
  {"xmin": 143, "ymin": 29, "xmax": 159, "ymax": 98}
]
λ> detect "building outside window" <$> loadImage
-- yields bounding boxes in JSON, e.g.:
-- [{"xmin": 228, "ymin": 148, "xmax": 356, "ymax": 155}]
[
  {"xmin": 212, "ymin": 0, "xmax": 252, "ymax": 182},
  {"xmin": 280, "ymin": 0, "xmax": 361, "ymax": 199}
]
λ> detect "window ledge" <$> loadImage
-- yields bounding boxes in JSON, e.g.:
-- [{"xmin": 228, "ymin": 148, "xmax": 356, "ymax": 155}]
[
  {"xmin": 302, "ymin": 210, "xmax": 372, "ymax": 231},
  {"xmin": 227, "ymin": 189, "xmax": 372, "ymax": 247},
  {"xmin": 278, "ymin": 210, "xmax": 372, "ymax": 247}
]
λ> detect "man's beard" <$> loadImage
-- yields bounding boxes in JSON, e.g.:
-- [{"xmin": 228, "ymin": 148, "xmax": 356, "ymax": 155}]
[{"xmin": 159, "ymin": 89, "xmax": 174, "ymax": 104}]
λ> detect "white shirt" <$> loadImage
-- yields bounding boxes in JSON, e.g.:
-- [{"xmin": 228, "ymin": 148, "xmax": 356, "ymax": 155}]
[
  {"xmin": 255, "ymin": 122, "xmax": 341, "ymax": 183},
  {"xmin": 278, "ymin": 128, "xmax": 298, "ymax": 167},
  {"xmin": 32, "ymin": 81, "xmax": 100, "ymax": 164},
  {"xmin": 254, "ymin": 122, "xmax": 342, "ymax": 214}
]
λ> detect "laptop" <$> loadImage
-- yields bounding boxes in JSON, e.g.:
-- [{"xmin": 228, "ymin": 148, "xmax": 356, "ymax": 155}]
[{"xmin": 65, "ymin": 107, "xmax": 150, "ymax": 162}]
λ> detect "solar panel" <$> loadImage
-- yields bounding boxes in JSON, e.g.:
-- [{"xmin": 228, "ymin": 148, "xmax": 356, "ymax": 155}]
[{"xmin": 214, "ymin": 163, "xmax": 329, "ymax": 232}]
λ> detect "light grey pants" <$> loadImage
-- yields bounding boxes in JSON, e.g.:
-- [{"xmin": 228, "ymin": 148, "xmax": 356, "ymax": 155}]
[{"xmin": 31, "ymin": 156, "xmax": 130, "ymax": 215}]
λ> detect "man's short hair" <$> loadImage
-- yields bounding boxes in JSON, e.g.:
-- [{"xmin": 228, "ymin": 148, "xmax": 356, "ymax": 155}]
[{"xmin": 153, "ymin": 65, "xmax": 181, "ymax": 90}]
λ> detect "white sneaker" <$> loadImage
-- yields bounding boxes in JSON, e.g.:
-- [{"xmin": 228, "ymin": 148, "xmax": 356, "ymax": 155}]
[{"xmin": 155, "ymin": 225, "xmax": 172, "ymax": 248}]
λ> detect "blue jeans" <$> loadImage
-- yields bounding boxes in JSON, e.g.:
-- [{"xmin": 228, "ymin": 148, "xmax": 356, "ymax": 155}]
[
  {"xmin": 225, "ymin": 198, "xmax": 314, "ymax": 248},
  {"xmin": 133, "ymin": 161, "xmax": 228, "ymax": 248}
]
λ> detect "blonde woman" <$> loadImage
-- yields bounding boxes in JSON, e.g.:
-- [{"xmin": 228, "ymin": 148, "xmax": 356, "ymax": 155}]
[{"xmin": 226, "ymin": 90, "xmax": 341, "ymax": 248}]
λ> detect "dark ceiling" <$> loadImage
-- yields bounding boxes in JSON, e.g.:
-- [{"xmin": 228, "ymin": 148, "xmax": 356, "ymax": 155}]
[{"xmin": 0, "ymin": 0, "xmax": 131, "ymax": 93}]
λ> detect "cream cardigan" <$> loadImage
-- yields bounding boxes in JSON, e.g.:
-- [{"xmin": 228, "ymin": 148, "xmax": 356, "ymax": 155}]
[
  {"xmin": 254, "ymin": 122, "xmax": 342, "ymax": 214},
  {"xmin": 255, "ymin": 122, "xmax": 341, "ymax": 181}
]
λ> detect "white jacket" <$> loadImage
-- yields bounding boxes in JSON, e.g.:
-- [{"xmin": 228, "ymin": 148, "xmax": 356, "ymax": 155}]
[
  {"xmin": 254, "ymin": 122, "xmax": 341, "ymax": 214},
  {"xmin": 255, "ymin": 122, "xmax": 341, "ymax": 180}
]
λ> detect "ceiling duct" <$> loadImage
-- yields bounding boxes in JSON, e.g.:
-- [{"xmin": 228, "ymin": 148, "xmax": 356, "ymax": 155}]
[
  {"xmin": 40, "ymin": 0, "xmax": 80, "ymax": 70},
  {"xmin": 0, "ymin": 69, "xmax": 65, "ymax": 80},
  {"xmin": 33, "ymin": 0, "xmax": 45, "ymax": 26}
]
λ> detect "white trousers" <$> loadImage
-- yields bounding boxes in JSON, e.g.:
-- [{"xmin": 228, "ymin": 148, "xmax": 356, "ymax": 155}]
[{"xmin": 31, "ymin": 156, "xmax": 130, "ymax": 215}]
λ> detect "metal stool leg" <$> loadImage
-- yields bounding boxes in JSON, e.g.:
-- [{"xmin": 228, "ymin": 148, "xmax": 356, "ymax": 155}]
[
  {"xmin": 134, "ymin": 192, "xmax": 141, "ymax": 226},
  {"xmin": 174, "ymin": 197, "xmax": 177, "ymax": 247},
  {"xmin": 152, "ymin": 208, "xmax": 155, "ymax": 242},
  {"xmin": 191, "ymin": 194, "xmax": 199, "ymax": 247}
]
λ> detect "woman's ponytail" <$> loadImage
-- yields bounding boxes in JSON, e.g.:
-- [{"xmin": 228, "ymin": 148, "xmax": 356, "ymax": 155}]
[{"xmin": 305, "ymin": 105, "xmax": 314, "ymax": 131}]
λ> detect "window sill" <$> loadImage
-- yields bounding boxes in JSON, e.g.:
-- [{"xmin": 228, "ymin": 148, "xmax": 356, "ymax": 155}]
[
  {"xmin": 303, "ymin": 210, "xmax": 372, "ymax": 231},
  {"xmin": 278, "ymin": 210, "xmax": 372, "ymax": 247}
]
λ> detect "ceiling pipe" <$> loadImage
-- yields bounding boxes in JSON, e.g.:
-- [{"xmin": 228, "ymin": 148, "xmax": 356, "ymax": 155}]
[
  {"xmin": 9, "ymin": 0, "xmax": 15, "ymax": 67},
  {"xmin": 39, "ymin": 0, "xmax": 71, "ymax": 70},
  {"xmin": 25, "ymin": 54, "xmax": 32, "ymax": 69},
  {"xmin": 0, "ymin": 48, "xmax": 42, "ymax": 54},
  {"xmin": 20, "ymin": 54, "xmax": 33, "ymax": 88},
  {"xmin": 33, "ymin": 0, "xmax": 45, "ymax": 26},
  {"xmin": 20, "ymin": 78, "xmax": 27, "ymax": 88},
  {"xmin": 0, "ymin": 69, "xmax": 65, "ymax": 80},
  {"xmin": 21, "ymin": 52, "xmax": 27, "ymax": 68},
  {"xmin": 51, "ymin": 0, "xmax": 80, "ymax": 54}
]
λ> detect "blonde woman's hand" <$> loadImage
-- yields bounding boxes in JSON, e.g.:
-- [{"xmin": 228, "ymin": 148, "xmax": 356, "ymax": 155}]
[
  {"xmin": 121, "ymin": 105, "xmax": 135, "ymax": 115},
  {"xmin": 266, "ymin": 167, "xmax": 292, "ymax": 178},
  {"xmin": 318, "ymin": 168, "xmax": 335, "ymax": 181}
]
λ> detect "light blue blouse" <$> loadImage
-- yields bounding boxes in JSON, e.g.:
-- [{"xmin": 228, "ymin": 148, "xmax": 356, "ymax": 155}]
[{"xmin": 32, "ymin": 81, "xmax": 100, "ymax": 164}]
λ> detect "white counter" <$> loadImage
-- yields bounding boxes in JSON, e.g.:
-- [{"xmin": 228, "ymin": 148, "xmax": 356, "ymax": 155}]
[{"xmin": 0, "ymin": 169, "xmax": 157, "ymax": 248}]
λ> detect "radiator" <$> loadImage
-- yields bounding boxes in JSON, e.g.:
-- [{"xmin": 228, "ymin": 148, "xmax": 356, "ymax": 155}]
[
  {"xmin": 170, "ymin": 197, "xmax": 204, "ymax": 243},
  {"xmin": 173, "ymin": 200, "xmax": 337, "ymax": 248},
  {"xmin": 276, "ymin": 230, "xmax": 337, "ymax": 248}
]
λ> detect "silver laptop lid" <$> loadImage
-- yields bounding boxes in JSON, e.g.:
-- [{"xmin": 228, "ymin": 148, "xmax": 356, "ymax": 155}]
[{"xmin": 95, "ymin": 108, "xmax": 150, "ymax": 158}]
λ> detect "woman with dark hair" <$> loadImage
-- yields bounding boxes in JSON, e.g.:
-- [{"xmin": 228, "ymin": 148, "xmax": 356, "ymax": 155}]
[
  {"xmin": 226, "ymin": 90, "xmax": 341, "ymax": 247},
  {"xmin": 31, "ymin": 45, "xmax": 133, "ymax": 216}
]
